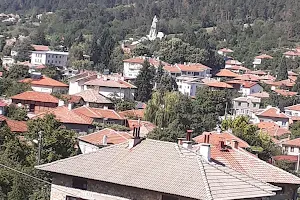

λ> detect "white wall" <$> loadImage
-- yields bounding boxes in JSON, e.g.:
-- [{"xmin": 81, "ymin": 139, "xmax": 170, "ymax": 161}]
[
  {"xmin": 0, "ymin": 107, "xmax": 4, "ymax": 115},
  {"xmin": 177, "ymin": 81, "xmax": 197, "ymax": 96},
  {"xmin": 45, "ymin": 53, "xmax": 68, "ymax": 67},
  {"xmin": 123, "ymin": 62, "xmax": 143, "ymax": 78},
  {"xmin": 78, "ymin": 140, "xmax": 99, "ymax": 154},
  {"xmin": 285, "ymin": 109, "xmax": 300, "ymax": 117},
  {"xmin": 283, "ymin": 145, "xmax": 300, "ymax": 156},
  {"xmin": 241, "ymin": 84, "xmax": 262, "ymax": 96},
  {"xmin": 98, "ymin": 86, "xmax": 135, "ymax": 100},
  {"xmin": 257, "ymin": 116, "xmax": 289, "ymax": 128},
  {"xmin": 31, "ymin": 52, "xmax": 47, "ymax": 65},
  {"xmin": 31, "ymin": 85, "xmax": 68, "ymax": 93}
]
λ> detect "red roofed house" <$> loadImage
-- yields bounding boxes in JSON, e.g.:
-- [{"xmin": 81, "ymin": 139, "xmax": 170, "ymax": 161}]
[
  {"xmin": 0, "ymin": 115, "xmax": 28, "ymax": 133},
  {"xmin": 249, "ymin": 91, "xmax": 270, "ymax": 99},
  {"xmin": 168, "ymin": 63, "xmax": 212, "ymax": 78},
  {"xmin": 73, "ymin": 106, "xmax": 126, "ymax": 126},
  {"xmin": 78, "ymin": 128, "xmax": 133, "ymax": 154},
  {"xmin": 254, "ymin": 106, "xmax": 290, "ymax": 129},
  {"xmin": 31, "ymin": 45, "xmax": 50, "ymax": 51},
  {"xmin": 285, "ymin": 104, "xmax": 300, "ymax": 122},
  {"xmin": 240, "ymin": 82, "xmax": 263, "ymax": 96},
  {"xmin": 257, "ymin": 122, "xmax": 291, "ymax": 139},
  {"xmin": 253, "ymin": 54, "xmax": 273, "ymax": 68},
  {"xmin": 204, "ymin": 81, "xmax": 233, "ymax": 90},
  {"xmin": 282, "ymin": 138, "xmax": 300, "ymax": 157},
  {"xmin": 217, "ymin": 48, "xmax": 233, "ymax": 56},
  {"xmin": 119, "ymin": 109, "xmax": 145, "ymax": 119},
  {"xmin": 275, "ymin": 89, "xmax": 297, "ymax": 97},
  {"xmin": 123, "ymin": 57, "xmax": 170, "ymax": 79},
  {"xmin": 11, "ymin": 91, "xmax": 59, "ymax": 114},
  {"xmin": 34, "ymin": 106, "xmax": 93, "ymax": 133},
  {"xmin": 20, "ymin": 75, "xmax": 68, "ymax": 93},
  {"xmin": 0, "ymin": 100, "xmax": 7, "ymax": 115},
  {"xmin": 215, "ymin": 69, "xmax": 239, "ymax": 79}
]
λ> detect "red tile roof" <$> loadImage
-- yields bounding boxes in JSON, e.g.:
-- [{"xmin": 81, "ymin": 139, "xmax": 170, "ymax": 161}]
[
  {"xmin": 234, "ymin": 74, "xmax": 260, "ymax": 82},
  {"xmin": 123, "ymin": 57, "xmax": 169, "ymax": 66},
  {"xmin": 283, "ymin": 138, "xmax": 300, "ymax": 147},
  {"xmin": 242, "ymin": 81, "xmax": 258, "ymax": 88},
  {"xmin": 127, "ymin": 120, "xmax": 156, "ymax": 131},
  {"xmin": 0, "ymin": 115, "xmax": 6, "ymax": 122},
  {"xmin": 249, "ymin": 70, "xmax": 267, "ymax": 75},
  {"xmin": 73, "ymin": 106, "xmax": 124, "ymax": 120},
  {"xmin": 119, "ymin": 109, "xmax": 145, "ymax": 119},
  {"xmin": 284, "ymin": 51, "xmax": 300, "ymax": 56},
  {"xmin": 259, "ymin": 74, "xmax": 276, "ymax": 81},
  {"xmin": 225, "ymin": 60, "xmax": 241, "ymax": 65},
  {"xmin": 205, "ymin": 81, "xmax": 233, "ymax": 89},
  {"xmin": 288, "ymin": 71, "xmax": 298, "ymax": 76},
  {"xmin": 193, "ymin": 131, "xmax": 250, "ymax": 148},
  {"xmin": 261, "ymin": 127, "xmax": 291, "ymax": 138},
  {"xmin": 255, "ymin": 54, "xmax": 273, "ymax": 59},
  {"xmin": 276, "ymin": 79, "xmax": 295, "ymax": 87},
  {"xmin": 215, "ymin": 69, "xmax": 239, "ymax": 78},
  {"xmin": 6, "ymin": 119, "xmax": 28, "ymax": 133},
  {"xmin": 20, "ymin": 76, "xmax": 68, "ymax": 87},
  {"xmin": 11, "ymin": 91, "xmax": 59, "ymax": 104},
  {"xmin": 176, "ymin": 63, "xmax": 211, "ymax": 72},
  {"xmin": 274, "ymin": 89, "xmax": 297, "ymax": 97},
  {"xmin": 257, "ymin": 107, "xmax": 289, "ymax": 119},
  {"xmin": 31, "ymin": 45, "xmax": 49, "ymax": 51},
  {"xmin": 272, "ymin": 155, "xmax": 298, "ymax": 163},
  {"xmin": 84, "ymin": 78, "xmax": 136, "ymax": 89},
  {"xmin": 61, "ymin": 95, "xmax": 83, "ymax": 104},
  {"xmin": 79, "ymin": 128, "xmax": 132, "ymax": 145},
  {"xmin": 163, "ymin": 65, "xmax": 181, "ymax": 73},
  {"xmin": 289, "ymin": 76, "xmax": 297, "ymax": 82},
  {"xmin": 226, "ymin": 65, "xmax": 250, "ymax": 71},
  {"xmin": 249, "ymin": 91, "xmax": 270, "ymax": 98},
  {"xmin": 210, "ymin": 146, "xmax": 300, "ymax": 184},
  {"xmin": 34, "ymin": 106, "xmax": 93, "ymax": 125},
  {"xmin": 257, "ymin": 122, "xmax": 279, "ymax": 129},
  {"xmin": 285, "ymin": 104, "xmax": 300, "ymax": 111}
]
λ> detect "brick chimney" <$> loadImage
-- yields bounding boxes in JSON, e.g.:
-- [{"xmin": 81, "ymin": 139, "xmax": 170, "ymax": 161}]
[
  {"xmin": 232, "ymin": 140, "xmax": 239, "ymax": 149},
  {"xmin": 182, "ymin": 130, "xmax": 193, "ymax": 149},
  {"xmin": 128, "ymin": 120, "xmax": 142, "ymax": 148}
]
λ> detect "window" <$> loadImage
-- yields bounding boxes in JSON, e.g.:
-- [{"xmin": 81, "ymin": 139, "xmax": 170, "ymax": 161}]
[
  {"xmin": 291, "ymin": 147, "xmax": 294, "ymax": 152},
  {"xmin": 52, "ymin": 55, "xmax": 54, "ymax": 58},
  {"xmin": 60, "ymin": 56, "xmax": 62, "ymax": 58},
  {"xmin": 72, "ymin": 177, "xmax": 87, "ymax": 190},
  {"xmin": 282, "ymin": 121, "xmax": 287, "ymax": 126},
  {"xmin": 238, "ymin": 102, "xmax": 241, "ymax": 106},
  {"xmin": 56, "ymin": 55, "xmax": 58, "ymax": 58},
  {"xmin": 162, "ymin": 195, "xmax": 179, "ymax": 200}
]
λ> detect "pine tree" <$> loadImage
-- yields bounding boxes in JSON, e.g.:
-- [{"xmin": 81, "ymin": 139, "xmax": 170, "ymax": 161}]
[
  {"xmin": 276, "ymin": 57, "xmax": 288, "ymax": 81},
  {"xmin": 135, "ymin": 60, "xmax": 155, "ymax": 102},
  {"xmin": 292, "ymin": 75, "xmax": 300, "ymax": 93}
]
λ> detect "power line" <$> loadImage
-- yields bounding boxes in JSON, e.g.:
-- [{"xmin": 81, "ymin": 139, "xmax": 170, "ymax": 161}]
[{"xmin": 0, "ymin": 163, "xmax": 95, "ymax": 200}]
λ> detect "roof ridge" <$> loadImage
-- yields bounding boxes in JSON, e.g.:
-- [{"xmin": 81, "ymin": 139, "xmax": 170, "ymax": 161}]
[
  {"xmin": 86, "ymin": 106, "xmax": 103, "ymax": 118},
  {"xmin": 196, "ymin": 157, "xmax": 213, "ymax": 200}
]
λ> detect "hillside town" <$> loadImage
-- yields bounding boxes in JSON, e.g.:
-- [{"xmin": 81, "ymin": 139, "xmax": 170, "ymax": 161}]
[{"xmin": 2, "ymin": 1, "xmax": 300, "ymax": 199}]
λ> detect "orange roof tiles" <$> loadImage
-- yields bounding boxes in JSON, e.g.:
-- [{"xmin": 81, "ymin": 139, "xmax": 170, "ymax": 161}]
[
  {"xmin": 215, "ymin": 69, "xmax": 239, "ymax": 77},
  {"xmin": 127, "ymin": 120, "xmax": 156, "ymax": 131},
  {"xmin": 61, "ymin": 95, "xmax": 83, "ymax": 104},
  {"xmin": 79, "ymin": 128, "xmax": 132, "ymax": 145},
  {"xmin": 249, "ymin": 91, "xmax": 270, "ymax": 98},
  {"xmin": 250, "ymin": 70, "xmax": 267, "ymax": 75},
  {"xmin": 73, "ymin": 106, "xmax": 124, "ymax": 120},
  {"xmin": 84, "ymin": 78, "xmax": 136, "ymax": 89},
  {"xmin": 119, "ymin": 109, "xmax": 145, "ymax": 119},
  {"xmin": 163, "ymin": 65, "xmax": 181, "ymax": 73},
  {"xmin": 242, "ymin": 81, "xmax": 258, "ymax": 88},
  {"xmin": 284, "ymin": 51, "xmax": 300, "ymax": 56},
  {"xmin": 34, "ymin": 106, "xmax": 93, "ymax": 125},
  {"xmin": 277, "ymin": 79, "xmax": 295, "ymax": 87},
  {"xmin": 205, "ymin": 81, "xmax": 233, "ymax": 89},
  {"xmin": 255, "ymin": 54, "xmax": 273, "ymax": 59},
  {"xmin": 219, "ymin": 48, "xmax": 233, "ymax": 53},
  {"xmin": 289, "ymin": 76, "xmax": 297, "ymax": 82},
  {"xmin": 259, "ymin": 74, "xmax": 276, "ymax": 81},
  {"xmin": 20, "ymin": 76, "xmax": 68, "ymax": 87},
  {"xmin": 176, "ymin": 63, "xmax": 211, "ymax": 72},
  {"xmin": 6, "ymin": 119, "xmax": 28, "ymax": 133},
  {"xmin": 274, "ymin": 89, "xmax": 297, "ymax": 97},
  {"xmin": 31, "ymin": 45, "xmax": 49, "ymax": 51},
  {"xmin": 285, "ymin": 104, "xmax": 300, "ymax": 111},
  {"xmin": 272, "ymin": 155, "xmax": 298, "ymax": 163},
  {"xmin": 11, "ymin": 91, "xmax": 59, "ymax": 104},
  {"xmin": 234, "ymin": 74, "xmax": 260, "ymax": 82},
  {"xmin": 193, "ymin": 131, "xmax": 250, "ymax": 148},
  {"xmin": 288, "ymin": 71, "xmax": 298, "ymax": 76},
  {"xmin": 257, "ymin": 107, "xmax": 289, "ymax": 119},
  {"xmin": 210, "ymin": 146, "xmax": 300, "ymax": 184},
  {"xmin": 257, "ymin": 122, "xmax": 290, "ymax": 137},
  {"xmin": 226, "ymin": 65, "xmax": 250, "ymax": 71},
  {"xmin": 283, "ymin": 138, "xmax": 300, "ymax": 147},
  {"xmin": 257, "ymin": 122, "xmax": 279, "ymax": 129}
]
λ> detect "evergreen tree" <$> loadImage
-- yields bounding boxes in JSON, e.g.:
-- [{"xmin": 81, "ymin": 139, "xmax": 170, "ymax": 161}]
[
  {"xmin": 292, "ymin": 75, "xmax": 300, "ymax": 93},
  {"xmin": 276, "ymin": 57, "xmax": 288, "ymax": 81},
  {"xmin": 134, "ymin": 60, "xmax": 155, "ymax": 102}
]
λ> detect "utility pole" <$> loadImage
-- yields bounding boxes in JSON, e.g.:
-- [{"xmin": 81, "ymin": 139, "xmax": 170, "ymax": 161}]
[{"xmin": 37, "ymin": 131, "xmax": 42, "ymax": 165}]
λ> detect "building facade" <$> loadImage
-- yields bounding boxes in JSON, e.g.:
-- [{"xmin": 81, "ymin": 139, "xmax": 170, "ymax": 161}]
[
  {"xmin": 31, "ymin": 51, "xmax": 69, "ymax": 67},
  {"xmin": 232, "ymin": 96, "xmax": 261, "ymax": 117}
]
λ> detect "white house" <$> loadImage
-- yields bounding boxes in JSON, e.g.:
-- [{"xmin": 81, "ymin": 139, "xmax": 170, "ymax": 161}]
[
  {"xmin": 254, "ymin": 106, "xmax": 290, "ymax": 129},
  {"xmin": 31, "ymin": 51, "xmax": 69, "ymax": 67},
  {"xmin": 253, "ymin": 54, "xmax": 273, "ymax": 68},
  {"xmin": 282, "ymin": 138, "xmax": 300, "ymax": 156},
  {"xmin": 123, "ymin": 57, "xmax": 168, "ymax": 78},
  {"xmin": 284, "ymin": 104, "xmax": 300, "ymax": 121},
  {"xmin": 232, "ymin": 96, "xmax": 261, "ymax": 117},
  {"xmin": 176, "ymin": 76, "xmax": 202, "ymax": 96},
  {"xmin": 68, "ymin": 72, "xmax": 97, "ymax": 95},
  {"xmin": 240, "ymin": 82, "xmax": 263, "ymax": 96},
  {"xmin": 0, "ymin": 100, "xmax": 7, "ymax": 115}
]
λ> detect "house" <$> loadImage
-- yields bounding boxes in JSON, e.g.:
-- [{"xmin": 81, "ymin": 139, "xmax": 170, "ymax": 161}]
[
  {"xmin": 123, "ymin": 57, "xmax": 169, "ymax": 78},
  {"xmin": 34, "ymin": 106, "xmax": 93, "ymax": 133},
  {"xmin": 254, "ymin": 106, "xmax": 290, "ymax": 128},
  {"xmin": 249, "ymin": 70, "xmax": 267, "ymax": 76},
  {"xmin": 282, "ymin": 138, "xmax": 300, "ymax": 157},
  {"xmin": 284, "ymin": 50, "xmax": 300, "ymax": 59},
  {"xmin": 176, "ymin": 76, "xmax": 203, "ymax": 96},
  {"xmin": 73, "ymin": 106, "xmax": 125, "ymax": 126},
  {"xmin": 259, "ymin": 74, "xmax": 276, "ymax": 81},
  {"xmin": 285, "ymin": 104, "xmax": 300, "ymax": 122},
  {"xmin": 240, "ymin": 82, "xmax": 263, "ymax": 96},
  {"xmin": 61, "ymin": 94, "xmax": 85, "ymax": 108},
  {"xmin": 74, "ymin": 89, "xmax": 114, "ymax": 109},
  {"xmin": 127, "ymin": 119, "xmax": 155, "ymax": 137},
  {"xmin": 193, "ymin": 131, "xmax": 250, "ymax": 148},
  {"xmin": 0, "ymin": 115, "xmax": 28, "ymax": 133},
  {"xmin": 234, "ymin": 74, "xmax": 260, "ymax": 82},
  {"xmin": 30, "ymin": 51, "xmax": 69, "ymax": 67},
  {"xmin": 119, "ymin": 109, "xmax": 145, "ymax": 119},
  {"xmin": 84, "ymin": 77, "xmax": 136, "ymax": 100},
  {"xmin": 275, "ymin": 89, "xmax": 297, "ymax": 97},
  {"xmin": 257, "ymin": 122, "xmax": 291, "ymax": 139},
  {"xmin": 19, "ymin": 74, "xmax": 68, "ymax": 93},
  {"xmin": 204, "ymin": 81, "xmax": 233, "ymax": 90},
  {"xmin": 0, "ymin": 100, "xmax": 7, "ymax": 115},
  {"xmin": 201, "ymin": 133, "xmax": 300, "ymax": 199},
  {"xmin": 2, "ymin": 56, "xmax": 15, "ymax": 67},
  {"xmin": 288, "ymin": 71, "xmax": 298, "ymax": 77},
  {"xmin": 78, "ymin": 128, "xmax": 132, "ymax": 154},
  {"xmin": 225, "ymin": 65, "xmax": 250, "ymax": 74},
  {"xmin": 31, "ymin": 44, "xmax": 49, "ymax": 51},
  {"xmin": 167, "ymin": 63, "xmax": 212, "ymax": 78},
  {"xmin": 68, "ymin": 72, "xmax": 97, "ymax": 95},
  {"xmin": 217, "ymin": 48, "xmax": 233, "ymax": 56},
  {"xmin": 253, "ymin": 54, "xmax": 273, "ymax": 68},
  {"xmin": 232, "ymin": 96, "xmax": 261, "ymax": 117},
  {"xmin": 36, "ymin": 134, "xmax": 279, "ymax": 200},
  {"xmin": 215, "ymin": 69, "xmax": 239, "ymax": 80},
  {"xmin": 225, "ymin": 60, "xmax": 242, "ymax": 69},
  {"xmin": 11, "ymin": 91, "xmax": 59, "ymax": 114},
  {"xmin": 249, "ymin": 91, "xmax": 270, "ymax": 99}
]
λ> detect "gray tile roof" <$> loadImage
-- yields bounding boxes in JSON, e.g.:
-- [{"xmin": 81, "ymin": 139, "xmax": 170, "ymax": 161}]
[
  {"xmin": 75, "ymin": 89, "xmax": 113, "ymax": 104},
  {"xmin": 36, "ymin": 139, "xmax": 279, "ymax": 200}
]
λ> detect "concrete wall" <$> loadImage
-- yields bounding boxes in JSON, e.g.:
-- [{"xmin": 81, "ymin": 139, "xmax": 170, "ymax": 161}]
[
  {"xmin": 46, "ymin": 53, "xmax": 68, "ymax": 67},
  {"xmin": 31, "ymin": 85, "xmax": 68, "ymax": 94},
  {"xmin": 241, "ymin": 85, "xmax": 263, "ymax": 96},
  {"xmin": 31, "ymin": 52, "xmax": 47, "ymax": 65},
  {"xmin": 50, "ymin": 174, "xmax": 197, "ymax": 200},
  {"xmin": 98, "ymin": 87, "xmax": 135, "ymax": 100},
  {"xmin": 282, "ymin": 145, "xmax": 300, "ymax": 156},
  {"xmin": 123, "ymin": 62, "xmax": 143, "ymax": 78},
  {"xmin": 257, "ymin": 116, "xmax": 289, "ymax": 128},
  {"xmin": 78, "ymin": 140, "xmax": 100, "ymax": 154}
]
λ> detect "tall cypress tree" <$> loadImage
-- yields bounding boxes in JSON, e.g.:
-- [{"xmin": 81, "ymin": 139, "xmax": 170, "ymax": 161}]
[
  {"xmin": 135, "ymin": 60, "xmax": 155, "ymax": 102},
  {"xmin": 276, "ymin": 57, "xmax": 288, "ymax": 81}
]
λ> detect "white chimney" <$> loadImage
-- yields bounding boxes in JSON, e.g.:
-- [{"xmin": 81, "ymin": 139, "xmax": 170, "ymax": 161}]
[
  {"xmin": 68, "ymin": 103, "xmax": 73, "ymax": 110},
  {"xmin": 102, "ymin": 135, "xmax": 108, "ymax": 145},
  {"xmin": 103, "ymin": 106, "xmax": 108, "ymax": 110},
  {"xmin": 58, "ymin": 99, "xmax": 64, "ymax": 106},
  {"xmin": 103, "ymin": 76, "xmax": 108, "ymax": 81},
  {"xmin": 199, "ymin": 143, "xmax": 211, "ymax": 162},
  {"xmin": 182, "ymin": 141, "xmax": 192, "ymax": 149}
]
